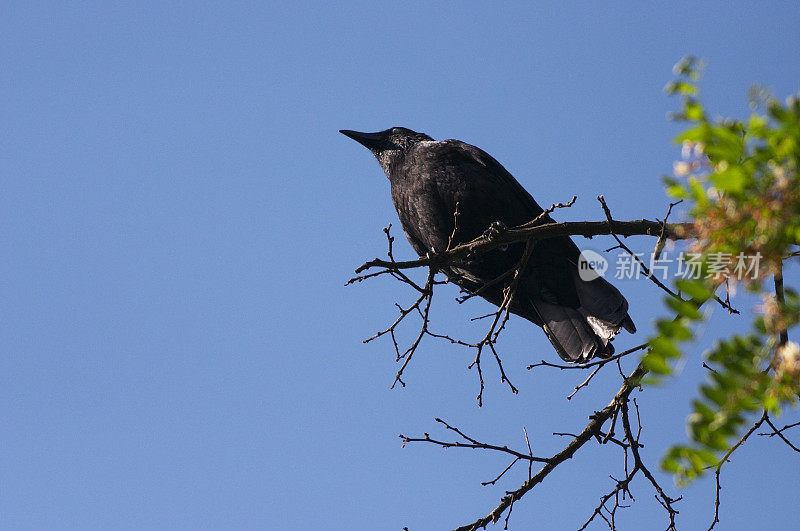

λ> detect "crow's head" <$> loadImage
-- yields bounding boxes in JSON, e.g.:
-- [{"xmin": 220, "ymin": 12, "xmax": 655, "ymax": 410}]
[{"xmin": 340, "ymin": 127, "xmax": 432, "ymax": 173}]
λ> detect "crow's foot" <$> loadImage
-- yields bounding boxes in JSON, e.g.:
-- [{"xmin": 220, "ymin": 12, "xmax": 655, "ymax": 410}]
[
  {"xmin": 482, "ymin": 221, "xmax": 509, "ymax": 251},
  {"xmin": 482, "ymin": 221, "xmax": 508, "ymax": 240},
  {"xmin": 425, "ymin": 246, "xmax": 439, "ymax": 261}
]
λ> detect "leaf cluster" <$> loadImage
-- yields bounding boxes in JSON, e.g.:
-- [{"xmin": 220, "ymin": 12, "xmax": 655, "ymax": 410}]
[{"xmin": 651, "ymin": 57, "xmax": 800, "ymax": 483}]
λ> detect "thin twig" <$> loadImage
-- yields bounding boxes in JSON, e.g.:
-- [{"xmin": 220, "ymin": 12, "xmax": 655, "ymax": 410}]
[
  {"xmin": 453, "ymin": 364, "xmax": 647, "ymax": 531},
  {"xmin": 399, "ymin": 418, "xmax": 552, "ymax": 489},
  {"xmin": 527, "ymin": 343, "xmax": 648, "ymax": 371},
  {"xmin": 708, "ymin": 410, "xmax": 769, "ymax": 530},
  {"xmin": 759, "ymin": 420, "xmax": 800, "ymax": 437},
  {"xmin": 774, "ymin": 264, "xmax": 789, "ymax": 346},
  {"xmin": 620, "ymin": 399, "xmax": 681, "ymax": 529},
  {"xmin": 567, "ymin": 365, "xmax": 603, "ymax": 400},
  {"xmin": 653, "ymin": 200, "xmax": 683, "ymax": 260},
  {"xmin": 760, "ymin": 416, "xmax": 800, "ymax": 453},
  {"xmin": 598, "ymin": 195, "xmax": 739, "ymax": 315}
]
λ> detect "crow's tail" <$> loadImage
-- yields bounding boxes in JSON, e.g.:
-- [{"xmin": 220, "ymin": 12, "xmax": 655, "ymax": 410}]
[{"xmin": 530, "ymin": 272, "xmax": 635, "ymax": 363}]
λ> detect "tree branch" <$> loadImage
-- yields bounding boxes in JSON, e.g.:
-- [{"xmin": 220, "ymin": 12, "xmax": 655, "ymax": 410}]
[
  {"xmin": 597, "ymin": 195, "xmax": 738, "ymax": 315},
  {"xmin": 759, "ymin": 416, "xmax": 800, "ymax": 453},
  {"xmin": 454, "ymin": 364, "xmax": 647, "ymax": 531},
  {"xmin": 708, "ymin": 410, "xmax": 769, "ymax": 530},
  {"xmin": 620, "ymin": 399, "xmax": 681, "ymax": 529},
  {"xmin": 774, "ymin": 264, "xmax": 789, "ymax": 346},
  {"xmin": 527, "ymin": 343, "xmax": 649, "ymax": 400},
  {"xmin": 354, "ymin": 218, "xmax": 694, "ymax": 274}
]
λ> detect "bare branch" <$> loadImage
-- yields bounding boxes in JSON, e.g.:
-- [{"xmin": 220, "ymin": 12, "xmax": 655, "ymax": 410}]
[
  {"xmin": 349, "ymin": 187, "xmax": 796, "ymax": 530},
  {"xmin": 527, "ymin": 343, "xmax": 648, "ymax": 372},
  {"xmin": 578, "ymin": 467, "xmax": 638, "ymax": 531},
  {"xmin": 759, "ymin": 419, "xmax": 800, "ymax": 437},
  {"xmin": 354, "ymin": 217, "xmax": 694, "ymax": 275},
  {"xmin": 347, "ymin": 225, "xmax": 427, "ymax": 292},
  {"xmin": 523, "ymin": 427, "xmax": 533, "ymax": 480},
  {"xmin": 388, "ymin": 268, "xmax": 436, "ymax": 388},
  {"xmin": 580, "ymin": 394, "xmax": 681, "ymax": 531},
  {"xmin": 597, "ymin": 195, "xmax": 739, "ymax": 315},
  {"xmin": 567, "ymin": 365, "xmax": 603, "ymax": 400},
  {"xmin": 518, "ymin": 195, "xmax": 578, "ymax": 228},
  {"xmin": 620, "ymin": 399, "xmax": 681, "ymax": 529},
  {"xmin": 599, "ymin": 197, "xmax": 736, "ymax": 315},
  {"xmin": 708, "ymin": 410, "xmax": 769, "ymax": 530},
  {"xmin": 399, "ymin": 418, "xmax": 552, "ymax": 489},
  {"xmin": 453, "ymin": 364, "xmax": 647, "ymax": 531},
  {"xmin": 447, "ymin": 202, "xmax": 462, "ymax": 252},
  {"xmin": 463, "ymin": 238, "xmax": 537, "ymax": 404},
  {"xmin": 760, "ymin": 416, "xmax": 800, "ymax": 453},
  {"xmin": 774, "ymin": 264, "xmax": 789, "ymax": 346},
  {"xmin": 653, "ymin": 200, "xmax": 683, "ymax": 260}
]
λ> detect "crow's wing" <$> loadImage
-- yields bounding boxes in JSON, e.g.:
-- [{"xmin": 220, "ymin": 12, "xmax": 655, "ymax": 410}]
[{"xmin": 393, "ymin": 139, "xmax": 582, "ymax": 305}]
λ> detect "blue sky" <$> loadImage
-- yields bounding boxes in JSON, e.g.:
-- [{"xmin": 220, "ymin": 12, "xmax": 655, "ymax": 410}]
[{"xmin": 3, "ymin": 2, "xmax": 799, "ymax": 529}]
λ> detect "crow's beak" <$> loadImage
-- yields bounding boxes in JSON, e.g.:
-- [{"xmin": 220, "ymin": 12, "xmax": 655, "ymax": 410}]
[{"xmin": 339, "ymin": 129, "xmax": 384, "ymax": 150}]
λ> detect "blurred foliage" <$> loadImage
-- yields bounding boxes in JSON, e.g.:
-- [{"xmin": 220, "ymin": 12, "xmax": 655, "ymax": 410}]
[{"xmin": 646, "ymin": 56, "xmax": 800, "ymax": 485}]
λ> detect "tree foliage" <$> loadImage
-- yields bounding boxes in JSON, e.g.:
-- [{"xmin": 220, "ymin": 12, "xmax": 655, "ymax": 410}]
[{"xmin": 652, "ymin": 56, "xmax": 800, "ymax": 484}]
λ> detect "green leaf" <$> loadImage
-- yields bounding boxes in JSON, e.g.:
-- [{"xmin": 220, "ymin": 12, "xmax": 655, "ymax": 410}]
[
  {"xmin": 700, "ymin": 384, "xmax": 728, "ymax": 407},
  {"xmin": 657, "ymin": 319, "xmax": 693, "ymax": 340},
  {"xmin": 650, "ymin": 336, "xmax": 682, "ymax": 358},
  {"xmin": 675, "ymin": 279, "xmax": 712, "ymax": 301},
  {"xmin": 685, "ymin": 100, "xmax": 704, "ymax": 120},
  {"xmin": 710, "ymin": 167, "xmax": 748, "ymax": 193},
  {"xmin": 642, "ymin": 352, "xmax": 672, "ymax": 374},
  {"xmin": 661, "ymin": 455, "xmax": 679, "ymax": 473},
  {"xmin": 672, "ymin": 56, "xmax": 701, "ymax": 78},
  {"xmin": 706, "ymin": 432, "xmax": 730, "ymax": 451},
  {"xmin": 675, "ymin": 123, "xmax": 710, "ymax": 143},
  {"xmin": 687, "ymin": 177, "xmax": 708, "ymax": 206},
  {"xmin": 667, "ymin": 184, "xmax": 688, "ymax": 198},
  {"xmin": 666, "ymin": 297, "xmax": 702, "ymax": 320},
  {"xmin": 763, "ymin": 394, "xmax": 779, "ymax": 412},
  {"xmin": 665, "ymin": 80, "xmax": 699, "ymax": 97}
]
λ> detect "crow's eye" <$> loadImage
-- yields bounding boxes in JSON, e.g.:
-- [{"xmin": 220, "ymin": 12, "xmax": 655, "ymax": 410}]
[{"xmin": 390, "ymin": 128, "xmax": 400, "ymax": 134}]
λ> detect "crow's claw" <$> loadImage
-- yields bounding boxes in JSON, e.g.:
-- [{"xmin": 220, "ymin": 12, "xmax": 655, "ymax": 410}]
[
  {"xmin": 482, "ymin": 221, "xmax": 509, "ymax": 251},
  {"xmin": 425, "ymin": 246, "xmax": 440, "ymax": 261},
  {"xmin": 482, "ymin": 221, "xmax": 508, "ymax": 241}
]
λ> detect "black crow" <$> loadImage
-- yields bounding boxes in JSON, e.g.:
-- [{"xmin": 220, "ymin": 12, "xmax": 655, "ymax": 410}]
[{"xmin": 341, "ymin": 127, "xmax": 635, "ymax": 363}]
